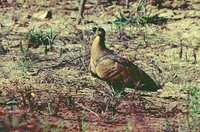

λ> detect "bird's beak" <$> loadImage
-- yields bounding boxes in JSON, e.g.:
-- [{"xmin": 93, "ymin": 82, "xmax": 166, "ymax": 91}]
[
  {"xmin": 90, "ymin": 27, "xmax": 96, "ymax": 36},
  {"xmin": 91, "ymin": 27, "xmax": 100, "ymax": 37}
]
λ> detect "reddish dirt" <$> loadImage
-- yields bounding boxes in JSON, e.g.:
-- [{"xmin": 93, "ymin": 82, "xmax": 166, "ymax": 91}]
[{"xmin": 0, "ymin": 89, "xmax": 185, "ymax": 131}]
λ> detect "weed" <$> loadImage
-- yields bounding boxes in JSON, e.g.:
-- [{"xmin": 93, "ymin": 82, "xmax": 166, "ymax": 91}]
[
  {"xmin": 137, "ymin": 0, "xmax": 147, "ymax": 17},
  {"xmin": 42, "ymin": 29, "xmax": 59, "ymax": 55},
  {"xmin": 0, "ymin": 114, "xmax": 20, "ymax": 131},
  {"xmin": 0, "ymin": 33, "xmax": 6, "ymax": 54},
  {"xmin": 18, "ymin": 41, "xmax": 31, "ymax": 77},
  {"xmin": 164, "ymin": 120, "xmax": 174, "ymax": 131},
  {"xmin": 112, "ymin": 12, "xmax": 168, "ymax": 26},
  {"xmin": 46, "ymin": 102, "xmax": 52, "ymax": 115},
  {"xmin": 185, "ymin": 86, "xmax": 200, "ymax": 131},
  {"xmin": 27, "ymin": 28, "xmax": 44, "ymax": 48},
  {"xmin": 124, "ymin": 123, "xmax": 131, "ymax": 132},
  {"xmin": 144, "ymin": 103, "xmax": 151, "ymax": 110},
  {"xmin": 124, "ymin": 125, "xmax": 129, "ymax": 132},
  {"xmin": 5, "ymin": 36, "xmax": 14, "ymax": 51},
  {"xmin": 27, "ymin": 28, "xmax": 59, "ymax": 55},
  {"xmin": 111, "ymin": 0, "xmax": 168, "ymax": 26},
  {"xmin": 80, "ymin": 111, "xmax": 87, "ymax": 132}
]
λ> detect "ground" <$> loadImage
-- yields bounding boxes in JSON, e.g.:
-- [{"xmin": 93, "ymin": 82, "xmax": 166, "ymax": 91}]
[{"xmin": 0, "ymin": 0, "xmax": 200, "ymax": 131}]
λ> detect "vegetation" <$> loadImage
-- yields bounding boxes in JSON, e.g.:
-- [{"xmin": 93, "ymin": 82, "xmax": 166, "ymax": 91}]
[
  {"xmin": 185, "ymin": 87, "xmax": 200, "ymax": 131},
  {"xmin": 27, "ymin": 28, "xmax": 59, "ymax": 55}
]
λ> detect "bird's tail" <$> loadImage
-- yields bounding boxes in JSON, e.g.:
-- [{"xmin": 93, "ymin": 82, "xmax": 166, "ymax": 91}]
[{"xmin": 128, "ymin": 66, "xmax": 161, "ymax": 92}]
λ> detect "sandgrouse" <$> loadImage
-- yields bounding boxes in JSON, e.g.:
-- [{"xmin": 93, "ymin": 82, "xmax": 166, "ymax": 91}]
[{"xmin": 89, "ymin": 27, "xmax": 160, "ymax": 93}]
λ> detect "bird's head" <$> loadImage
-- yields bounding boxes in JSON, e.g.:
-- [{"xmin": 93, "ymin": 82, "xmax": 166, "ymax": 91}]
[{"xmin": 92, "ymin": 27, "xmax": 106, "ymax": 38}]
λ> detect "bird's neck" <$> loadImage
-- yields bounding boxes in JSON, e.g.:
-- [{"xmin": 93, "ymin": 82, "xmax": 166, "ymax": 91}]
[{"xmin": 91, "ymin": 35, "xmax": 106, "ymax": 53}]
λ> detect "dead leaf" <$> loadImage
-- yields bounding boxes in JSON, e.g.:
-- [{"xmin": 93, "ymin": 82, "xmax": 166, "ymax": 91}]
[{"xmin": 33, "ymin": 10, "xmax": 52, "ymax": 20}]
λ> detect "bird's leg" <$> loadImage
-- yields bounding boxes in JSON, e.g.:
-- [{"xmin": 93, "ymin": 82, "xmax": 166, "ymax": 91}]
[
  {"xmin": 101, "ymin": 83, "xmax": 114, "ymax": 114},
  {"xmin": 118, "ymin": 82, "xmax": 128, "ymax": 97}
]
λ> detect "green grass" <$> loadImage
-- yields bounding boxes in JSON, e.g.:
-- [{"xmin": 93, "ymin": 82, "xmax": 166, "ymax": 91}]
[
  {"xmin": 18, "ymin": 41, "xmax": 31, "ymax": 77},
  {"xmin": 186, "ymin": 86, "xmax": 200, "ymax": 131},
  {"xmin": 111, "ymin": 0, "xmax": 168, "ymax": 26},
  {"xmin": 112, "ymin": 12, "xmax": 168, "ymax": 26},
  {"xmin": 81, "ymin": 111, "xmax": 87, "ymax": 132},
  {"xmin": 27, "ymin": 28, "xmax": 59, "ymax": 55}
]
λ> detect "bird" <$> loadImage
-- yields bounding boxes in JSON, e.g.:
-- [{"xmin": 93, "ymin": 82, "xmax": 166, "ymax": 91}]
[{"xmin": 89, "ymin": 27, "xmax": 161, "ymax": 93}]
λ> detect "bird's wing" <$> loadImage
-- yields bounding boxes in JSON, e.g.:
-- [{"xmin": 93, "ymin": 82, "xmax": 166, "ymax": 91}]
[
  {"xmin": 95, "ymin": 54, "xmax": 160, "ymax": 91},
  {"xmin": 95, "ymin": 55, "xmax": 125, "ymax": 81}
]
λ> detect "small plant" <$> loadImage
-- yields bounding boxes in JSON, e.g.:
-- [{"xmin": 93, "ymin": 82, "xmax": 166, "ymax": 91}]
[
  {"xmin": 124, "ymin": 123, "xmax": 131, "ymax": 132},
  {"xmin": 42, "ymin": 29, "xmax": 59, "ymax": 55},
  {"xmin": 27, "ymin": 28, "xmax": 44, "ymax": 48},
  {"xmin": 112, "ymin": 11, "xmax": 168, "ymax": 26},
  {"xmin": 27, "ymin": 28, "xmax": 59, "ymax": 55},
  {"xmin": 185, "ymin": 86, "xmax": 200, "ymax": 131},
  {"xmin": 18, "ymin": 41, "xmax": 31, "ymax": 77},
  {"xmin": 80, "ymin": 111, "xmax": 87, "ymax": 132},
  {"xmin": 0, "ymin": 114, "xmax": 20, "ymax": 131},
  {"xmin": 0, "ymin": 33, "xmax": 6, "ymax": 54},
  {"xmin": 144, "ymin": 103, "xmax": 151, "ymax": 110},
  {"xmin": 111, "ymin": 0, "xmax": 168, "ymax": 26},
  {"xmin": 164, "ymin": 120, "xmax": 174, "ymax": 131},
  {"xmin": 5, "ymin": 36, "xmax": 14, "ymax": 50},
  {"xmin": 46, "ymin": 102, "xmax": 52, "ymax": 115}
]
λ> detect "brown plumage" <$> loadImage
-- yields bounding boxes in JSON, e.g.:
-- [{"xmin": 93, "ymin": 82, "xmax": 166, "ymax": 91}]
[{"xmin": 89, "ymin": 27, "xmax": 160, "ymax": 93}]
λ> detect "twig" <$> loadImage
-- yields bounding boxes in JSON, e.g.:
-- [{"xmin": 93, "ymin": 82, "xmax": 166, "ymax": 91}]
[{"xmin": 75, "ymin": 101, "xmax": 100, "ymax": 118}]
